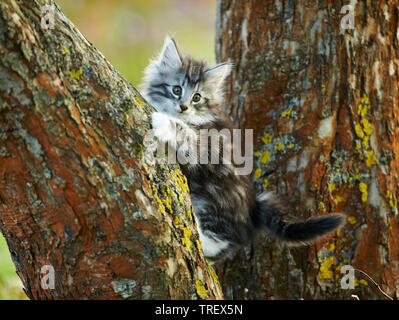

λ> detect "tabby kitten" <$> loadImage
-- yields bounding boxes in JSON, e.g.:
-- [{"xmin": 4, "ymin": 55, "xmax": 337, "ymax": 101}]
[{"xmin": 141, "ymin": 37, "xmax": 345, "ymax": 262}]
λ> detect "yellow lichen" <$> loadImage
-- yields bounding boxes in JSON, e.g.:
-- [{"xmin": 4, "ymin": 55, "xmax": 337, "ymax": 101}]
[
  {"xmin": 358, "ymin": 279, "xmax": 368, "ymax": 286},
  {"xmin": 320, "ymin": 256, "xmax": 334, "ymax": 279},
  {"xmin": 359, "ymin": 182, "xmax": 368, "ymax": 202},
  {"xmin": 354, "ymin": 123, "xmax": 364, "ymax": 139},
  {"xmin": 354, "ymin": 171, "xmax": 362, "ymax": 180},
  {"xmin": 261, "ymin": 133, "xmax": 273, "ymax": 144},
  {"xmin": 152, "ymin": 187, "xmax": 167, "ymax": 215},
  {"xmin": 152, "ymin": 170, "xmax": 190, "ymax": 216},
  {"xmin": 348, "ymin": 216, "xmax": 356, "ymax": 224},
  {"xmin": 176, "ymin": 170, "xmax": 190, "ymax": 194},
  {"xmin": 259, "ymin": 150, "xmax": 270, "ymax": 165},
  {"xmin": 254, "ymin": 168, "xmax": 264, "ymax": 179},
  {"xmin": 160, "ymin": 184, "xmax": 173, "ymax": 213},
  {"xmin": 274, "ymin": 142, "xmax": 284, "ymax": 151},
  {"xmin": 362, "ymin": 135, "xmax": 369, "ymax": 147},
  {"xmin": 206, "ymin": 261, "xmax": 220, "ymax": 286},
  {"xmin": 134, "ymin": 96, "xmax": 146, "ymax": 109},
  {"xmin": 182, "ymin": 227, "xmax": 192, "ymax": 250},
  {"xmin": 153, "ymin": 169, "xmax": 195, "ymax": 251},
  {"xmin": 195, "ymin": 280, "xmax": 208, "ymax": 298},
  {"xmin": 389, "ymin": 197, "xmax": 397, "ymax": 209},
  {"xmin": 262, "ymin": 178, "xmax": 269, "ymax": 189},
  {"xmin": 386, "ymin": 190, "xmax": 397, "ymax": 210},
  {"xmin": 354, "ymin": 94, "xmax": 373, "ymax": 156},
  {"xmin": 365, "ymin": 150, "xmax": 377, "ymax": 167},
  {"xmin": 170, "ymin": 169, "xmax": 190, "ymax": 206},
  {"xmin": 280, "ymin": 108, "xmax": 293, "ymax": 118},
  {"xmin": 361, "ymin": 118, "xmax": 373, "ymax": 136},
  {"xmin": 360, "ymin": 94, "xmax": 369, "ymax": 104},
  {"xmin": 70, "ymin": 69, "xmax": 82, "ymax": 80},
  {"xmin": 196, "ymin": 239, "xmax": 204, "ymax": 255},
  {"xmin": 174, "ymin": 217, "xmax": 193, "ymax": 251},
  {"xmin": 62, "ymin": 46, "xmax": 70, "ymax": 54},
  {"xmin": 358, "ymin": 104, "xmax": 368, "ymax": 117},
  {"xmin": 328, "ymin": 183, "xmax": 336, "ymax": 192}
]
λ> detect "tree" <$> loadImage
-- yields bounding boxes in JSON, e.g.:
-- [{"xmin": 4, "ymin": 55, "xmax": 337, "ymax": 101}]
[
  {"xmin": 0, "ymin": 0, "xmax": 222, "ymax": 299},
  {"xmin": 216, "ymin": 0, "xmax": 398, "ymax": 299}
]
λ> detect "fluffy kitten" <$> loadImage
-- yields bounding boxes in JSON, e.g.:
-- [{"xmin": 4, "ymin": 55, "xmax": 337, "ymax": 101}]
[{"xmin": 140, "ymin": 37, "xmax": 345, "ymax": 262}]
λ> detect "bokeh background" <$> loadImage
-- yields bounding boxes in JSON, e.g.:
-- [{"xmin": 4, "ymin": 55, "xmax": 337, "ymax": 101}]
[{"xmin": 0, "ymin": 0, "xmax": 216, "ymax": 299}]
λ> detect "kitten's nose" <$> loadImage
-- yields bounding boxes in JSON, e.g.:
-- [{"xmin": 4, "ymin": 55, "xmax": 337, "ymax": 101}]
[{"xmin": 180, "ymin": 104, "xmax": 188, "ymax": 112}]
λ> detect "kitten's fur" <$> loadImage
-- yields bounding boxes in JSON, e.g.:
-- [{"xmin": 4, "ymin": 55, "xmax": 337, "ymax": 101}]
[{"xmin": 141, "ymin": 37, "xmax": 345, "ymax": 262}]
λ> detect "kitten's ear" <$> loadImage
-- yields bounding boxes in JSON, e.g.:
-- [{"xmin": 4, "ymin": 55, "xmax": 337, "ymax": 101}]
[
  {"xmin": 157, "ymin": 36, "xmax": 182, "ymax": 71},
  {"xmin": 204, "ymin": 62, "xmax": 232, "ymax": 88}
]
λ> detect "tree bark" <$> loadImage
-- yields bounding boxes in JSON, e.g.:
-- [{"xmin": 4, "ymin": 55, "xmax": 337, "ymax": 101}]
[
  {"xmin": 216, "ymin": 0, "xmax": 399, "ymax": 299},
  {"xmin": 0, "ymin": 0, "xmax": 223, "ymax": 300}
]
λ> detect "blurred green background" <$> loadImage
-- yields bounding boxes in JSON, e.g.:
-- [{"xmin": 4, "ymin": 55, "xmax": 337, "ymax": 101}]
[{"xmin": 0, "ymin": 0, "xmax": 216, "ymax": 299}]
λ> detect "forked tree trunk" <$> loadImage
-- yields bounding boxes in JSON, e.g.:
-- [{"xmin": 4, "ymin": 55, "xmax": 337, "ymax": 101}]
[
  {"xmin": 216, "ymin": 0, "xmax": 399, "ymax": 299},
  {"xmin": 0, "ymin": 0, "xmax": 223, "ymax": 299}
]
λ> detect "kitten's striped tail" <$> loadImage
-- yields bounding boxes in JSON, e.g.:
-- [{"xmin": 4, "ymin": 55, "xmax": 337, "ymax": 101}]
[{"xmin": 254, "ymin": 192, "xmax": 345, "ymax": 244}]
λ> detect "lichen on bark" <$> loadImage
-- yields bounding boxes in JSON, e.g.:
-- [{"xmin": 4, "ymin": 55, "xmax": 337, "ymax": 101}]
[
  {"xmin": 216, "ymin": 0, "xmax": 399, "ymax": 300},
  {"xmin": 0, "ymin": 0, "xmax": 223, "ymax": 299}
]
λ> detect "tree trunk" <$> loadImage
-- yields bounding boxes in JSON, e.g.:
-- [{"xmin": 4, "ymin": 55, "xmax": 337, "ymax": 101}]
[
  {"xmin": 0, "ymin": 0, "xmax": 223, "ymax": 300},
  {"xmin": 216, "ymin": 0, "xmax": 399, "ymax": 299}
]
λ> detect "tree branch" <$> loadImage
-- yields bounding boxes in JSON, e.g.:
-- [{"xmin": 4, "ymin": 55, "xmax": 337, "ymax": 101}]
[{"xmin": 0, "ymin": 0, "xmax": 222, "ymax": 299}]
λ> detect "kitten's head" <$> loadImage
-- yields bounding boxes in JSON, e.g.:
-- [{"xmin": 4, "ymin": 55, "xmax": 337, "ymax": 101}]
[{"xmin": 141, "ymin": 36, "xmax": 232, "ymax": 124}]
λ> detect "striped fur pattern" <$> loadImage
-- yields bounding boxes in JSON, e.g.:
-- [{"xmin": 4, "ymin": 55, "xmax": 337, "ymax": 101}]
[{"xmin": 140, "ymin": 37, "xmax": 345, "ymax": 262}]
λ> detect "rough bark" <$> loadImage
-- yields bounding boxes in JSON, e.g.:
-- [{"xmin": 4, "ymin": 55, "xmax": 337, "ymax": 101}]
[
  {"xmin": 0, "ymin": 0, "xmax": 223, "ymax": 300},
  {"xmin": 216, "ymin": 0, "xmax": 399, "ymax": 299}
]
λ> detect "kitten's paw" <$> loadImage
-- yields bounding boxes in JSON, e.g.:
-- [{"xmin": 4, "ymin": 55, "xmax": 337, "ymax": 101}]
[{"xmin": 151, "ymin": 112, "xmax": 174, "ymax": 143}]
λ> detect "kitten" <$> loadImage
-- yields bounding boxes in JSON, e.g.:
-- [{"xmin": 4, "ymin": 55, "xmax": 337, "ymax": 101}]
[{"xmin": 140, "ymin": 37, "xmax": 345, "ymax": 262}]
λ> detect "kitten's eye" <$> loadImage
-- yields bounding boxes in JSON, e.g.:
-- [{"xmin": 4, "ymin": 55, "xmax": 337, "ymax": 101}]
[
  {"xmin": 172, "ymin": 86, "xmax": 182, "ymax": 96},
  {"xmin": 192, "ymin": 93, "xmax": 201, "ymax": 103}
]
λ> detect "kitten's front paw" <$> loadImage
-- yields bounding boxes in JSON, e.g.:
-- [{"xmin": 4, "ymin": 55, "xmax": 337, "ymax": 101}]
[{"xmin": 151, "ymin": 112, "xmax": 174, "ymax": 143}]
